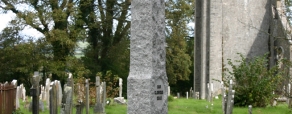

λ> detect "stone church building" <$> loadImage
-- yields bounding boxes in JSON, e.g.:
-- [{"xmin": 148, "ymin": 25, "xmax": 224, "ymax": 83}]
[{"xmin": 194, "ymin": 0, "xmax": 292, "ymax": 99}]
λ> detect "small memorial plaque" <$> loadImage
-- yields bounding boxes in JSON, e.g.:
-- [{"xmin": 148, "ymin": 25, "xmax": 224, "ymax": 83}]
[{"xmin": 154, "ymin": 79, "xmax": 165, "ymax": 108}]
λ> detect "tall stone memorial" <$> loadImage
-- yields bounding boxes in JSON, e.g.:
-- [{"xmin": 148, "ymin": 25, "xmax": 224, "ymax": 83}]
[{"xmin": 127, "ymin": 0, "xmax": 168, "ymax": 114}]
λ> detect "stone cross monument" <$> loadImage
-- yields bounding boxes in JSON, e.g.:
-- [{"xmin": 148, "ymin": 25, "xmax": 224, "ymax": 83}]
[{"xmin": 127, "ymin": 0, "xmax": 168, "ymax": 114}]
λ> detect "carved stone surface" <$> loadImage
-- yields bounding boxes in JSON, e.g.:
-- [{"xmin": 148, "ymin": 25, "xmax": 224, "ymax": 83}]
[{"xmin": 127, "ymin": 0, "xmax": 168, "ymax": 114}]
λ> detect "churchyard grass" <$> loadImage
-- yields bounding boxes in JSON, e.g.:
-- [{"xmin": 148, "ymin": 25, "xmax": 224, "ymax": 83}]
[{"xmin": 17, "ymin": 97, "xmax": 292, "ymax": 114}]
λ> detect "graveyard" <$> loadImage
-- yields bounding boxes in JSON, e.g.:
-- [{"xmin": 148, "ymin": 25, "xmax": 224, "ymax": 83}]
[{"xmin": 2, "ymin": 0, "xmax": 292, "ymax": 114}]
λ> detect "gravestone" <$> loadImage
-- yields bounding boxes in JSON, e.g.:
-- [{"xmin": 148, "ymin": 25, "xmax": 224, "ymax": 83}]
[
  {"xmin": 50, "ymin": 82, "xmax": 57, "ymax": 114},
  {"xmin": 23, "ymin": 86, "xmax": 26, "ymax": 102},
  {"xmin": 12, "ymin": 80, "xmax": 19, "ymax": 109},
  {"xmin": 248, "ymin": 105, "xmax": 252, "ymax": 114},
  {"xmin": 19, "ymin": 84, "xmax": 24, "ymax": 99},
  {"xmin": 45, "ymin": 78, "xmax": 51, "ymax": 109},
  {"xmin": 56, "ymin": 80, "xmax": 63, "ymax": 106},
  {"xmin": 94, "ymin": 76, "xmax": 105, "ymax": 113},
  {"xmin": 186, "ymin": 92, "xmax": 188, "ymax": 99},
  {"xmin": 114, "ymin": 78, "xmax": 126, "ymax": 104},
  {"xmin": 60, "ymin": 73, "xmax": 74, "ymax": 114},
  {"xmin": 29, "ymin": 100, "xmax": 45, "ymax": 112},
  {"xmin": 119, "ymin": 78, "xmax": 123, "ymax": 97},
  {"xmin": 76, "ymin": 101, "xmax": 84, "ymax": 114},
  {"xmin": 16, "ymin": 86, "xmax": 20, "ymax": 109},
  {"xmin": 225, "ymin": 80, "xmax": 235, "ymax": 114},
  {"xmin": 85, "ymin": 79, "xmax": 89, "ymax": 114},
  {"xmin": 31, "ymin": 71, "xmax": 40, "ymax": 114},
  {"xmin": 221, "ymin": 81, "xmax": 226, "ymax": 113},
  {"xmin": 127, "ymin": 0, "xmax": 168, "ymax": 113},
  {"xmin": 168, "ymin": 86, "xmax": 170, "ymax": 96}
]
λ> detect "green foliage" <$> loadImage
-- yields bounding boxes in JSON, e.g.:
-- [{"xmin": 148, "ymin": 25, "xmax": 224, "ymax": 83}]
[
  {"xmin": 12, "ymin": 109, "xmax": 24, "ymax": 114},
  {"xmin": 223, "ymin": 53, "xmax": 289, "ymax": 107},
  {"xmin": 165, "ymin": 0, "xmax": 193, "ymax": 85},
  {"xmin": 168, "ymin": 95, "xmax": 175, "ymax": 102},
  {"xmin": 97, "ymin": 71, "xmax": 120, "ymax": 98}
]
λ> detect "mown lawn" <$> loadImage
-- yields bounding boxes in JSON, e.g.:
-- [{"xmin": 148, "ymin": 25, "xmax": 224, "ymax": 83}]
[{"xmin": 16, "ymin": 97, "xmax": 292, "ymax": 114}]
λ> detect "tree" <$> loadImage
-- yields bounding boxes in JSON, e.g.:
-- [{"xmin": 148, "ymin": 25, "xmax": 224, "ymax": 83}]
[
  {"xmin": 165, "ymin": 0, "xmax": 193, "ymax": 88},
  {"xmin": 78, "ymin": 0, "xmax": 131, "ymax": 79},
  {"xmin": 0, "ymin": 0, "xmax": 83, "ymax": 79},
  {"xmin": 0, "ymin": 19, "xmax": 44, "ymax": 88}
]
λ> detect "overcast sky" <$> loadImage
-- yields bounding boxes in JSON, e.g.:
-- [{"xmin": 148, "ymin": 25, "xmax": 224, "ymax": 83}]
[{"xmin": 0, "ymin": 11, "xmax": 44, "ymax": 39}]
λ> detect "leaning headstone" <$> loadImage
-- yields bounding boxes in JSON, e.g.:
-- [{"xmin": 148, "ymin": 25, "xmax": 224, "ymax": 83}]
[
  {"xmin": 50, "ymin": 81, "xmax": 58, "ymax": 114},
  {"xmin": 31, "ymin": 71, "xmax": 40, "ymax": 114},
  {"xmin": 127, "ymin": 0, "xmax": 168, "ymax": 114}
]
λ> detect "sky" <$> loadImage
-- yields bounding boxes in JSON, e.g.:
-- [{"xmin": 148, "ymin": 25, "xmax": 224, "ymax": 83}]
[
  {"xmin": 0, "ymin": 11, "xmax": 44, "ymax": 39},
  {"xmin": 0, "ymin": 11, "xmax": 194, "ymax": 40}
]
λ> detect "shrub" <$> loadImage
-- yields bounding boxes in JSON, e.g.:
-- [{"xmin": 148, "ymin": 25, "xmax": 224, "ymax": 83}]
[
  {"xmin": 223, "ymin": 53, "xmax": 289, "ymax": 107},
  {"xmin": 168, "ymin": 95, "xmax": 174, "ymax": 102}
]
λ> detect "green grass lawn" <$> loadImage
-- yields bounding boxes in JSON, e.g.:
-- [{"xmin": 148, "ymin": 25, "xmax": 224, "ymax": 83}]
[{"xmin": 16, "ymin": 97, "xmax": 292, "ymax": 114}]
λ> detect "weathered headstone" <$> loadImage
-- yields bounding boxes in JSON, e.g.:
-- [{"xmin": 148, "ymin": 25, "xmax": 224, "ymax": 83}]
[
  {"xmin": 225, "ymin": 80, "xmax": 235, "ymax": 114},
  {"xmin": 60, "ymin": 73, "xmax": 74, "ymax": 114},
  {"xmin": 114, "ymin": 78, "xmax": 126, "ymax": 104},
  {"xmin": 221, "ymin": 81, "xmax": 226, "ymax": 113},
  {"xmin": 56, "ymin": 80, "xmax": 63, "ymax": 106},
  {"xmin": 119, "ymin": 78, "xmax": 123, "ymax": 97},
  {"xmin": 85, "ymin": 79, "xmax": 89, "ymax": 114},
  {"xmin": 23, "ymin": 86, "xmax": 26, "ymax": 102},
  {"xmin": 177, "ymin": 93, "xmax": 180, "ymax": 98},
  {"xmin": 29, "ymin": 100, "xmax": 45, "ymax": 112},
  {"xmin": 94, "ymin": 76, "xmax": 103, "ymax": 113},
  {"xmin": 127, "ymin": 0, "xmax": 168, "ymax": 114},
  {"xmin": 31, "ymin": 71, "xmax": 40, "ymax": 114},
  {"xmin": 16, "ymin": 86, "xmax": 20, "ymax": 109},
  {"xmin": 168, "ymin": 86, "xmax": 170, "ymax": 96},
  {"xmin": 195, "ymin": 92, "xmax": 200, "ymax": 99},
  {"xmin": 186, "ymin": 92, "xmax": 188, "ymax": 99},
  {"xmin": 45, "ymin": 78, "xmax": 51, "ymax": 109},
  {"xmin": 60, "ymin": 85, "xmax": 73, "ymax": 114},
  {"xmin": 248, "ymin": 105, "xmax": 252, "ymax": 114},
  {"xmin": 50, "ymin": 82, "xmax": 57, "ymax": 114},
  {"xmin": 76, "ymin": 101, "xmax": 84, "ymax": 114},
  {"xmin": 12, "ymin": 80, "xmax": 19, "ymax": 109},
  {"xmin": 19, "ymin": 84, "xmax": 24, "ymax": 99}
]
